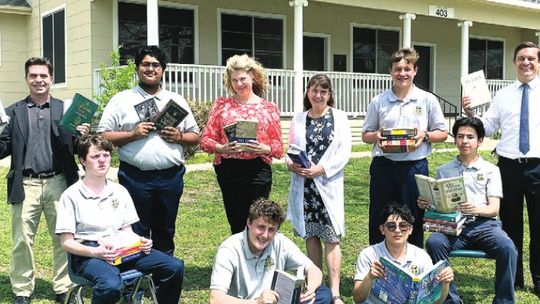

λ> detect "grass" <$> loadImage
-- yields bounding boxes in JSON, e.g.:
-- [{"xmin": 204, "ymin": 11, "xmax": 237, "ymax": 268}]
[{"xmin": 0, "ymin": 151, "xmax": 537, "ymax": 303}]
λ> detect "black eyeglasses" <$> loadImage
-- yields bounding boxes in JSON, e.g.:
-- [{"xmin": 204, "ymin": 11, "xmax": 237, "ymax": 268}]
[
  {"xmin": 383, "ymin": 222, "xmax": 411, "ymax": 232},
  {"xmin": 140, "ymin": 62, "xmax": 162, "ymax": 69}
]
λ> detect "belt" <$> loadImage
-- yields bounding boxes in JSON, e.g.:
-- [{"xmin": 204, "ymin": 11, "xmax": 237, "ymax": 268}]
[
  {"xmin": 23, "ymin": 171, "xmax": 62, "ymax": 179},
  {"xmin": 501, "ymin": 156, "xmax": 540, "ymax": 165}
]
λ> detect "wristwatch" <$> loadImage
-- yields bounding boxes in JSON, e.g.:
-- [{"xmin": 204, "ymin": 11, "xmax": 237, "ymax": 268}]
[{"xmin": 423, "ymin": 131, "xmax": 429, "ymax": 143}]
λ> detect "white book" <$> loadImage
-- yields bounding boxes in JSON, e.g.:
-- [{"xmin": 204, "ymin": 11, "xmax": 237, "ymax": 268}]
[{"xmin": 461, "ymin": 70, "xmax": 492, "ymax": 108}]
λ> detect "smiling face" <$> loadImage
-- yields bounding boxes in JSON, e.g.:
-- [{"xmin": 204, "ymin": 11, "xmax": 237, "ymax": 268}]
[
  {"xmin": 80, "ymin": 145, "xmax": 111, "ymax": 178},
  {"xmin": 307, "ymin": 84, "xmax": 331, "ymax": 111},
  {"xmin": 455, "ymin": 126, "xmax": 482, "ymax": 157},
  {"xmin": 513, "ymin": 47, "xmax": 539, "ymax": 83},
  {"xmin": 137, "ymin": 55, "xmax": 164, "ymax": 87},
  {"xmin": 230, "ymin": 70, "xmax": 255, "ymax": 99},
  {"xmin": 379, "ymin": 214, "xmax": 412, "ymax": 247},
  {"xmin": 25, "ymin": 65, "xmax": 52, "ymax": 98},
  {"xmin": 390, "ymin": 59, "xmax": 417, "ymax": 90},
  {"xmin": 246, "ymin": 216, "xmax": 278, "ymax": 256}
]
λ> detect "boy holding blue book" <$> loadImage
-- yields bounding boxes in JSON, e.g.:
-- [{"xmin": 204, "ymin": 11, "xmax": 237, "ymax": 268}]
[{"xmin": 418, "ymin": 117, "xmax": 517, "ymax": 303}]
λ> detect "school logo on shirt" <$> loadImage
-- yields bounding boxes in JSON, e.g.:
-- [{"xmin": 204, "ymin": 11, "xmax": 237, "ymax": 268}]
[
  {"xmin": 112, "ymin": 198, "xmax": 119, "ymax": 209},
  {"xmin": 415, "ymin": 105, "xmax": 423, "ymax": 116},
  {"xmin": 476, "ymin": 173, "xmax": 485, "ymax": 181},
  {"xmin": 409, "ymin": 264, "xmax": 420, "ymax": 275}
]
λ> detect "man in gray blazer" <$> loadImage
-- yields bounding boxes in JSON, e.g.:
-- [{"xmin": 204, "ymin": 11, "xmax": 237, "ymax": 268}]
[{"xmin": 0, "ymin": 57, "xmax": 89, "ymax": 304}]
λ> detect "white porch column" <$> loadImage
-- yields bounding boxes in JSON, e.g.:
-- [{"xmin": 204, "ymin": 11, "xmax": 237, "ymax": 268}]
[
  {"xmin": 289, "ymin": 0, "xmax": 308, "ymax": 113},
  {"xmin": 458, "ymin": 21, "xmax": 473, "ymax": 77},
  {"xmin": 536, "ymin": 32, "xmax": 540, "ymax": 46},
  {"xmin": 399, "ymin": 13, "xmax": 416, "ymax": 48},
  {"xmin": 147, "ymin": 0, "xmax": 159, "ymax": 45}
]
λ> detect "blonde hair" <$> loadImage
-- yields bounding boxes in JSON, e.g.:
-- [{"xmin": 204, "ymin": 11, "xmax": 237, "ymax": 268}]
[{"xmin": 223, "ymin": 54, "xmax": 268, "ymax": 98}]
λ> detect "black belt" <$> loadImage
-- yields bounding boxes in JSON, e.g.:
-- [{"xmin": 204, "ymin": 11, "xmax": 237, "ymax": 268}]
[
  {"xmin": 22, "ymin": 171, "xmax": 62, "ymax": 179},
  {"xmin": 500, "ymin": 156, "xmax": 540, "ymax": 165}
]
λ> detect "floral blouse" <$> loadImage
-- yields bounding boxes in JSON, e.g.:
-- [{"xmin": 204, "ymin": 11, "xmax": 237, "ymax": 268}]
[{"xmin": 200, "ymin": 96, "xmax": 283, "ymax": 165}]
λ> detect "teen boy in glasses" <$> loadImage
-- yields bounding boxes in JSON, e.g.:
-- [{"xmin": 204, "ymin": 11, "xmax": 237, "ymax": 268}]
[
  {"xmin": 352, "ymin": 204, "xmax": 453, "ymax": 304},
  {"xmin": 418, "ymin": 117, "xmax": 517, "ymax": 304}
]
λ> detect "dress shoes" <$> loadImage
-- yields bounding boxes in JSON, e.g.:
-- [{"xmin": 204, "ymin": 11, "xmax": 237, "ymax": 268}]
[
  {"xmin": 55, "ymin": 292, "xmax": 75, "ymax": 304},
  {"xmin": 13, "ymin": 296, "xmax": 30, "ymax": 304}
]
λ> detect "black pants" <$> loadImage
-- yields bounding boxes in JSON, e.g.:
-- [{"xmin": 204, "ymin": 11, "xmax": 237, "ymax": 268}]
[
  {"xmin": 215, "ymin": 158, "xmax": 272, "ymax": 234},
  {"xmin": 498, "ymin": 156, "xmax": 540, "ymax": 286}
]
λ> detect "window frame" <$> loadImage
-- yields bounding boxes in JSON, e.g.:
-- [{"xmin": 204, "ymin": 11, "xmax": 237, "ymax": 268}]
[
  {"xmin": 349, "ymin": 23, "xmax": 401, "ymax": 74},
  {"xmin": 217, "ymin": 8, "xmax": 286, "ymax": 69},
  {"xmin": 303, "ymin": 32, "xmax": 331, "ymax": 71},
  {"xmin": 41, "ymin": 5, "xmax": 67, "ymax": 87},
  {"xmin": 468, "ymin": 36, "xmax": 505, "ymax": 80}
]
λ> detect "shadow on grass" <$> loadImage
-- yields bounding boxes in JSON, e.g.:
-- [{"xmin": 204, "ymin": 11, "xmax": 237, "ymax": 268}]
[
  {"xmin": 182, "ymin": 264, "xmax": 213, "ymax": 292},
  {"xmin": 453, "ymin": 272, "xmax": 496, "ymax": 302},
  {"xmin": 0, "ymin": 274, "xmax": 57, "ymax": 303}
]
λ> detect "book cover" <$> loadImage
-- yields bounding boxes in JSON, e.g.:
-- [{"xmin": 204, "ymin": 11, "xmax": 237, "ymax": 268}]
[
  {"xmin": 423, "ymin": 216, "xmax": 466, "ymax": 228},
  {"xmin": 423, "ymin": 222, "xmax": 464, "ymax": 236},
  {"xmin": 424, "ymin": 209, "xmax": 463, "ymax": 223},
  {"xmin": 223, "ymin": 122, "xmax": 237, "ymax": 143},
  {"xmin": 234, "ymin": 119, "xmax": 258, "ymax": 144},
  {"xmin": 271, "ymin": 269, "xmax": 305, "ymax": 304},
  {"xmin": 287, "ymin": 144, "xmax": 311, "ymax": 168},
  {"xmin": 134, "ymin": 97, "xmax": 159, "ymax": 122},
  {"xmin": 99, "ymin": 231, "xmax": 144, "ymax": 265},
  {"xmin": 381, "ymin": 139, "xmax": 416, "ymax": 153},
  {"xmin": 461, "ymin": 70, "xmax": 492, "ymax": 108},
  {"xmin": 372, "ymin": 257, "xmax": 447, "ymax": 304},
  {"xmin": 151, "ymin": 99, "xmax": 189, "ymax": 131},
  {"xmin": 381, "ymin": 128, "xmax": 416, "ymax": 137},
  {"xmin": 415, "ymin": 175, "xmax": 467, "ymax": 213},
  {"xmin": 59, "ymin": 93, "xmax": 98, "ymax": 137}
]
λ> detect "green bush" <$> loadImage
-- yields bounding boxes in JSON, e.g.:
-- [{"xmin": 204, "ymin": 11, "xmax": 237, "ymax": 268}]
[{"xmin": 184, "ymin": 99, "xmax": 213, "ymax": 159}]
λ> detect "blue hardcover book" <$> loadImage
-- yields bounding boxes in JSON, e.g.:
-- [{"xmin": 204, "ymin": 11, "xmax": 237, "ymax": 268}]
[
  {"xmin": 371, "ymin": 257, "xmax": 447, "ymax": 304},
  {"xmin": 287, "ymin": 149, "xmax": 311, "ymax": 168}
]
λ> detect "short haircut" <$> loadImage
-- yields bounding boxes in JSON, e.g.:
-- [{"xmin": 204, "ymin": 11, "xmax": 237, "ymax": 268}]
[
  {"xmin": 77, "ymin": 134, "xmax": 113, "ymax": 162},
  {"xmin": 452, "ymin": 116, "xmax": 485, "ymax": 139},
  {"xmin": 223, "ymin": 54, "xmax": 268, "ymax": 98},
  {"xmin": 248, "ymin": 198, "xmax": 285, "ymax": 227},
  {"xmin": 380, "ymin": 203, "xmax": 415, "ymax": 225},
  {"xmin": 135, "ymin": 45, "xmax": 168, "ymax": 71},
  {"xmin": 513, "ymin": 42, "xmax": 540, "ymax": 61},
  {"xmin": 303, "ymin": 74, "xmax": 336, "ymax": 111},
  {"xmin": 389, "ymin": 48, "xmax": 419, "ymax": 69},
  {"xmin": 25, "ymin": 57, "xmax": 53, "ymax": 77}
]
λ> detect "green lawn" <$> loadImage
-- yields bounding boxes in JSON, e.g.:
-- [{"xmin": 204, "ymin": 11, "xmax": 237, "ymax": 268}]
[{"xmin": 0, "ymin": 151, "xmax": 537, "ymax": 303}]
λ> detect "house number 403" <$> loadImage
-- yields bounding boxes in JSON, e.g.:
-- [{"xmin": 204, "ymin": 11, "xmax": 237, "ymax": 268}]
[{"xmin": 428, "ymin": 5, "xmax": 454, "ymax": 19}]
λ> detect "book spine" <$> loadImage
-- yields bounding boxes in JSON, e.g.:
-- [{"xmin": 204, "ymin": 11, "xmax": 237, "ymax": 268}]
[
  {"xmin": 423, "ymin": 223, "xmax": 461, "ymax": 236},
  {"xmin": 423, "ymin": 218, "xmax": 460, "ymax": 228},
  {"xmin": 381, "ymin": 128, "xmax": 416, "ymax": 136},
  {"xmin": 424, "ymin": 210, "xmax": 462, "ymax": 222},
  {"xmin": 408, "ymin": 281, "xmax": 420, "ymax": 304},
  {"xmin": 291, "ymin": 286, "xmax": 301, "ymax": 304}
]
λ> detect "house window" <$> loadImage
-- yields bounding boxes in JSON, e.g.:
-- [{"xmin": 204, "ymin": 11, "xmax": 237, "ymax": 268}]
[
  {"xmin": 352, "ymin": 27, "xmax": 399, "ymax": 73},
  {"xmin": 118, "ymin": 2, "xmax": 194, "ymax": 64},
  {"xmin": 221, "ymin": 13, "xmax": 283, "ymax": 69},
  {"xmin": 42, "ymin": 9, "xmax": 65, "ymax": 83},
  {"xmin": 469, "ymin": 38, "xmax": 503, "ymax": 79}
]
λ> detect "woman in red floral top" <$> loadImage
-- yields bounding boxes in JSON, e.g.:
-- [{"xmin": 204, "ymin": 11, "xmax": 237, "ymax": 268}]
[{"xmin": 200, "ymin": 54, "xmax": 283, "ymax": 233}]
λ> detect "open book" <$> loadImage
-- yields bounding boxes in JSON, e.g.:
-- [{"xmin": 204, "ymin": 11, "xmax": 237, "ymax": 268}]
[
  {"xmin": 134, "ymin": 98, "xmax": 189, "ymax": 130},
  {"xmin": 371, "ymin": 257, "xmax": 447, "ymax": 304},
  {"xmin": 223, "ymin": 119, "xmax": 258, "ymax": 151},
  {"xmin": 287, "ymin": 144, "xmax": 311, "ymax": 168},
  {"xmin": 99, "ymin": 231, "xmax": 144, "ymax": 265},
  {"xmin": 415, "ymin": 174, "xmax": 467, "ymax": 213},
  {"xmin": 271, "ymin": 269, "xmax": 305, "ymax": 304},
  {"xmin": 461, "ymin": 70, "xmax": 492, "ymax": 108},
  {"xmin": 59, "ymin": 93, "xmax": 98, "ymax": 136}
]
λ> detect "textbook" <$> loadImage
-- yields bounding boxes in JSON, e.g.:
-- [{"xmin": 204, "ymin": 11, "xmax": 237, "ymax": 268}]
[
  {"xmin": 381, "ymin": 139, "xmax": 416, "ymax": 153},
  {"xmin": 270, "ymin": 269, "xmax": 305, "ymax": 304},
  {"xmin": 424, "ymin": 209, "xmax": 463, "ymax": 223},
  {"xmin": 371, "ymin": 257, "xmax": 447, "ymax": 304},
  {"xmin": 287, "ymin": 144, "xmax": 311, "ymax": 168},
  {"xmin": 423, "ymin": 219, "xmax": 465, "ymax": 236},
  {"xmin": 381, "ymin": 128, "xmax": 416, "ymax": 138},
  {"xmin": 223, "ymin": 119, "xmax": 258, "ymax": 150},
  {"xmin": 151, "ymin": 99, "xmax": 189, "ymax": 131},
  {"xmin": 99, "ymin": 231, "xmax": 144, "ymax": 265},
  {"xmin": 59, "ymin": 93, "xmax": 98, "ymax": 136},
  {"xmin": 415, "ymin": 174, "xmax": 467, "ymax": 213},
  {"xmin": 134, "ymin": 97, "xmax": 159, "ymax": 122},
  {"xmin": 461, "ymin": 70, "xmax": 492, "ymax": 108}
]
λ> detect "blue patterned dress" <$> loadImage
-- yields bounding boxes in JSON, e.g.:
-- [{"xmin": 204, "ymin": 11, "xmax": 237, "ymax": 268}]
[{"xmin": 303, "ymin": 108, "xmax": 339, "ymax": 243}]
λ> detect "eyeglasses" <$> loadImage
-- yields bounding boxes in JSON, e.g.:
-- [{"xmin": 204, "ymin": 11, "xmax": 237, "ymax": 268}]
[
  {"xmin": 383, "ymin": 222, "xmax": 411, "ymax": 232},
  {"xmin": 139, "ymin": 62, "xmax": 162, "ymax": 69}
]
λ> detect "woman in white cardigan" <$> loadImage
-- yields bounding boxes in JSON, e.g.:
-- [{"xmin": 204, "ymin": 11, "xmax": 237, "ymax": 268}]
[{"xmin": 286, "ymin": 74, "xmax": 352, "ymax": 304}]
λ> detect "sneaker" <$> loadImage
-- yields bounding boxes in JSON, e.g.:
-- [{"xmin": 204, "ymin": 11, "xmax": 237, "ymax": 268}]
[{"xmin": 13, "ymin": 296, "xmax": 30, "ymax": 304}]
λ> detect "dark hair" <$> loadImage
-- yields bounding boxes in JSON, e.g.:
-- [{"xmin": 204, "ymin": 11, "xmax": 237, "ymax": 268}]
[
  {"xmin": 77, "ymin": 134, "xmax": 113, "ymax": 163},
  {"xmin": 380, "ymin": 204, "xmax": 415, "ymax": 225},
  {"xmin": 389, "ymin": 48, "xmax": 419, "ymax": 69},
  {"xmin": 248, "ymin": 198, "xmax": 285, "ymax": 227},
  {"xmin": 513, "ymin": 42, "xmax": 540, "ymax": 61},
  {"xmin": 303, "ymin": 74, "xmax": 335, "ymax": 111},
  {"xmin": 135, "ymin": 45, "xmax": 167, "ymax": 71},
  {"xmin": 25, "ymin": 57, "xmax": 53, "ymax": 77},
  {"xmin": 452, "ymin": 116, "xmax": 485, "ymax": 139}
]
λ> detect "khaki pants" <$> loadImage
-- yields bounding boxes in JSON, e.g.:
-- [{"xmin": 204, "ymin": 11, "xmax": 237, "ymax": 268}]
[{"xmin": 10, "ymin": 174, "xmax": 72, "ymax": 297}]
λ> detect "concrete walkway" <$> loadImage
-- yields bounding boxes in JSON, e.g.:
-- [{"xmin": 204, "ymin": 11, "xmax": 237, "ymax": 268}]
[{"xmin": 0, "ymin": 139, "xmax": 499, "ymax": 179}]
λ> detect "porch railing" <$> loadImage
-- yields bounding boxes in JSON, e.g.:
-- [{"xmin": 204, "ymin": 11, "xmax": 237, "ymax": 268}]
[{"xmin": 93, "ymin": 64, "xmax": 513, "ymax": 117}]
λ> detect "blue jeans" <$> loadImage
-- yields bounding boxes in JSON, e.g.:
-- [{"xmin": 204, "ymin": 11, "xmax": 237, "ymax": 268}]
[
  {"xmin": 71, "ymin": 249, "xmax": 184, "ymax": 304},
  {"xmin": 368, "ymin": 157, "xmax": 428, "ymax": 247},
  {"xmin": 312, "ymin": 283, "xmax": 332, "ymax": 304},
  {"xmin": 426, "ymin": 218, "xmax": 517, "ymax": 304},
  {"xmin": 118, "ymin": 162, "xmax": 185, "ymax": 256}
]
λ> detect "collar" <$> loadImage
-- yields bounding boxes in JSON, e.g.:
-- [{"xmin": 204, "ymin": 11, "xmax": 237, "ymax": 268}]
[
  {"xmin": 77, "ymin": 179, "xmax": 113, "ymax": 200},
  {"xmin": 452, "ymin": 155, "xmax": 484, "ymax": 171},
  {"xmin": 387, "ymin": 85, "xmax": 420, "ymax": 103},
  {"xmin": 240, "ymin": 228, "xmax": 273, "ymax": 261},
  {"xmin": 517, "ymin": 76, "xmax": 539, "ymax": 90},
  {"xmin": 381, "ymin": 241, "xmax": 415, "ymax": 265},
  {"xmin": 26, "ymin": 98, "xmax": 50, "ymax": 109},
  {"xmin": 135, "ymin": 84, "xmax": 164, "ymax": 101}
]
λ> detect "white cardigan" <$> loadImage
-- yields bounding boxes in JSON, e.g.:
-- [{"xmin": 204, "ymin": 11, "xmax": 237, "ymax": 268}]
[{"xmin": 286, "ymin": 108, "xmax": 352, "ymax": 238}]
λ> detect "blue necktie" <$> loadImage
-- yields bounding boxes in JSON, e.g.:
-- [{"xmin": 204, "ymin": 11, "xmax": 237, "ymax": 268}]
[{"xmin": 519, "ymin": 83, "xmax": 530, "ymax": 154}]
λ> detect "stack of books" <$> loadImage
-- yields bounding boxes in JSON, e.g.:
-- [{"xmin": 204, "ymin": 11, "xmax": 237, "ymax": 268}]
[
  {"xmin": 380, "ymin": 128, "xmax": 416, "ymax": 153},
  {"xmin": 423, "ymin": 209, "xmax": 466, "ymax": 236}
]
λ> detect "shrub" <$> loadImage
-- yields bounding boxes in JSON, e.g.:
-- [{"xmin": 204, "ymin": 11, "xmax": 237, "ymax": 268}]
[{"xmin": 184, "ymin": 99, "xmax": 213, "ymax": 159}]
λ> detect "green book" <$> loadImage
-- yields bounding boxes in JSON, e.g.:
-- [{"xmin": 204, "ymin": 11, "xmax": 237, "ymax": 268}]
[
  {"xmin": 151, "ymin": 99, "xmax": 189, "ymax": 131},
  {"xmin": 60, "ymin": 93, "xmax": 98, "ymax": 136}
]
